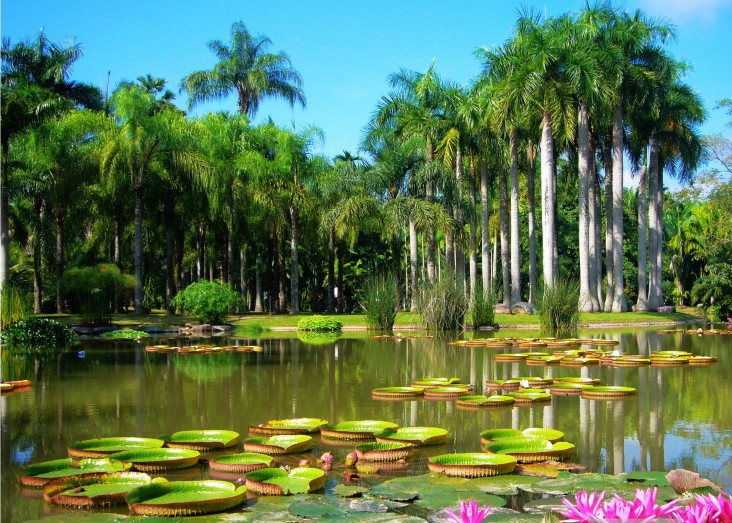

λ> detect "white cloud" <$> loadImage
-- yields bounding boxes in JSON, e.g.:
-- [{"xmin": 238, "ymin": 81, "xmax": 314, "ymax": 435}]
[{"xmin": 638, "ymin": 0, "xmax": 732, "ymax": 22}]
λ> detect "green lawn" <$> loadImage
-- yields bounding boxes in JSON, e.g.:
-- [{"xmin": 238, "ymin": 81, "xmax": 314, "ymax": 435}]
[{"xmin": 43, "ymin": 307, "xmax": 703, "ymax": 331}]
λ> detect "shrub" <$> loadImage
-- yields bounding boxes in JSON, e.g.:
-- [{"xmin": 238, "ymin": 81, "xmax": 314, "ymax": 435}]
[
  {"xmin": 99, "ymin": 328, "xmax": 147, "ymax": 340},
  {"xmin": 1, "ymin": 317, "xmax": 78, "ymax": 350},
  {"xmin": 1, "ymin": 284, "xmax": 32, "ymax": 329},
  {"xmin": 360, "ymin": 274, "xmax": 399, "ymax": 331},
  {"xmin": 468, "ymin": 284, "xmax": 496, "ymax": 330},
  {"xmin": 538, "ymin": 277, "xmax": 580, "ymax": 333},
  {"xmin": 60, "ymin": 264, "xmax": 134, "ymax": 326},
  {"xmin": 171, "ymin": 281, "xmax": 241, "ymax": 324},
  {"xmin": 296, "ymin": 315, "xmax": 343, "ymax": 332},
  {"xmin": 418, "ymin": 276, "xmax": 469, "ymax": 330}
]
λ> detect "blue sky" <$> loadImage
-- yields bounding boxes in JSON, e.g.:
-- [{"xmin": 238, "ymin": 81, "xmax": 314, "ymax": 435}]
[{"xmin": 3, "ymin": 0, "xmax": 731, "ymax": 163}]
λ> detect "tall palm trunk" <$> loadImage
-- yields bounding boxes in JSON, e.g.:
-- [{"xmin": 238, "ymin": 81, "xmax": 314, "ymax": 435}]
[
  {"xmin": 426, "ymin": 143, "xmax": 436, "ymax": 282},
  {"xmin": 134, "ymin": 184, "xmax": 144, "ymax": 313},
  {"xmin": 540, "ymin": 110, "xmax": 557, "ymax": 288},
  {"xmin": 165, "ymin": 201, "xmax": 176, "ymax": 313},
  {"xmin": 455, "ymin": 147, "xmax": 465, "ymax": 288},
  {"xmin": 445, "ymin": 230, "xmax": 454, "ymax": 274},
  {"xmin": 289, "ymin": 206, "xmax": 299, "ymax": 313},
  {"xmin": 328, "ymin": 226, "xmax": 335, "ymax": 313},
  {"xmin": 603, "ymin": 135, "xmax": 614, "ymax": 312},
  {"xmin": 240, "ymin": 247, "xmax": 248, "ymax": 311},
  {"xmin": 611, "ymin": 103, "xmax": 627, "ymax": 312},
  {"xmin": 647, "ymin": 130, "xmax": 662, "ymax": 310},
  {"xmin": 480, "ymin": 156, "xmax": 491, "ymax": 293},
  {"xmin": 655, "ymin": 169, "xmax": 664, "ymax": 307},
  {"xmin": 588, "ymin": 134, "xmax": 602, "ymax": 309},
  {"xmin": 577, "ymin": 102, "xmax": 593, "ymax": 312},
  {"xmin": 499, "ymin": 165, "xmax": 510, "ymax": 303},
  {"xmin": 527, "ymin": 141, "xmax": 537, "ymax": 306},
  {"xmin": 254, "ymin": 253, "xmax": 263, "ymax": 312},
  {"xmin": 468, "ymin": 154, "xmax": 478, "ymax": 299},
  {"xmin": 1, "ymin": 147, "xmax": 10, "ymax": 292},
  {"xmin": 636, "ymin": 163, "xmax": 649, "ymax": 311},
  {"xmin": 409, "ymin": 219, "xmax": 418, "ymax": 312},
  {"xmin": 509, "ymin": 128, "xmax": 520, "ymax": 305},
  {"xmin": 54, "ymin": 211, "xmax": 65, "ymax": 313}
]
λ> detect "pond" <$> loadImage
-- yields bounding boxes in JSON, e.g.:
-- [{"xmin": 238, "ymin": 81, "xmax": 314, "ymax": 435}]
[{"xmin": 2, "ymin": 327, "xmax": 732, "ymax": 522}]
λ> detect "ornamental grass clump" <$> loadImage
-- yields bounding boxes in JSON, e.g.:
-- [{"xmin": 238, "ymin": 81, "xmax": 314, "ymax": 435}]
[
  {"xmin": 1, "ymin": 284, "xmax": 32, "ymax": 329},
  {"xmin": 469, "ymin": 284, "xmax": 496, "ymax": 330},
  {"xmin": 296, "ymin": 316, "xmax": 342, "ymax": 332},
  {"xmin": 360, "ymin": 274, "xmax": 399, "ymax": 331},
  {"xmin": 418, "ymin": 276, "xmax": 469, "ymax": 330},
  {"xmin": 538, "ymin": 277, "xmax": 580, "ymax": 333}
]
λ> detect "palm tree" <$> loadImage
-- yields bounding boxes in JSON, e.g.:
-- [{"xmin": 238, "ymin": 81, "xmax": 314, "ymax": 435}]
[
  {"xmin": 1, "ymin": 31, "xmax": 101, "ymax": 290},
  {"xmin": 181, "ymin": 21, "xmax": 306, "ymax": 118}
]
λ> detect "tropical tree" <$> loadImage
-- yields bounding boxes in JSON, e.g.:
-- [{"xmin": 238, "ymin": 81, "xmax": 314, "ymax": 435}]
[{"xmin": 181, "ymin": 21, "xmax": 306, "ymax": 118}]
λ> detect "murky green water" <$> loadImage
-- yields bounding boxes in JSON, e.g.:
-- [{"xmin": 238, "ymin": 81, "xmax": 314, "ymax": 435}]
[{"xmin": 2, "ymin": 328, "xmax": 731, "ymax": 522}]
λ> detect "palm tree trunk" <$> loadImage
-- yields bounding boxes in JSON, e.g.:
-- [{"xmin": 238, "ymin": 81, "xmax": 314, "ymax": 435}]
[
  {"xmin": 290, "ymin": 206, "xmax": 299, "ymax": 313},
  {"xmin": 588, "ymin": 133, "xmax": 602, "ymax": 310},
  {"xmin": 254, "ymin": 253, "xmax": 263, "ymax": 312},
  {"xmin": 227, "ymin": 227, "xmax": 234, "ymax": 285},
  {"xmin": 337, "ymin": 248, "xmax": 345, "ymax": 313},
  {"xmin": 33, "ymin": 199, "xmax": 44, "ymax": 313},
  {"xmin": 603, "ymin": 135, "xmax": 614, "ymax": 312},
  {"xmin": 165, "ymin": 207, "xmax": 176, "ymax": 313},
  {"xmin": 577, "ymin": 102, "xmax": 593, "ymax": 312},
  {"xmin": 648, "ymin": 130, "xmax": 661, "ymax": 310},
  {"xmin": 527, "ymin": 140, "xmax": 537, "ymax": 306},
  {"xmin": 409, "ymin": 219, "xmax": 418, "ymax": 313},
  {"xmin": 499, "ymin": 165, "xmax": 510, "ymax": 304},
  {"xmin": 328, "ymin": 226, "xmax": 335, "ymax": 313},
  {"xmin": 480, "ymin": 156, "xmax": 491, "ymax": 294},
  {"xmin": 54, "ymin": 211, "xmax": 65, "ymax": 313},
  {"xmin": 133, "ymin": 184, "xmax": 144, "ymax": 313},
  {"xmin": 197, "ymin": 219, "xmax": 205, "ymax": 281},
  {"xmin": 455, "ymin": 147, "xmax": 465, "ymax": 288},
  {"xmin": 541, "ymin": 109, "xmax": 557, "ymax": 288},
  {"xmin": 445, "ymin": 231, "xmax": 454, "ymax": 274},
  {"xmin": 468, "ymin": 154, "xmax": 478, "ymax": 300},
  {"xmin": 1, "ymin": 146, "xmax": 10, "ymax": 292},
  {"xmin": 655, "ymin": 168, "xmax": 664, "ymax": 307},
  {"xmin": 611, "ymin": 103, "xmax": 627, "ymax": 312},
  {"xmin": 636, "ymin": 163, "xmax": 649, "ymax": 311},
  {"xmin": 426, "ymin": 142, "xmax": 436, "ymax": 282},
  {"xmin": 509, "ymin": 128, "xmax": 520, "ymax": 305},
  {"xmin": 240, "ymin": 247, "xmax": 248, "ymax": 311}
]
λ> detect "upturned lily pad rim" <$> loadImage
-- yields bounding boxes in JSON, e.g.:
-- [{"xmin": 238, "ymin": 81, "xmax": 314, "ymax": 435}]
[
  {"xmin": 242, "ymin": 434, "xmax": 314, "ymax": 453},
  {"xmin": 457, "ymin": 395, "xmax": 515, "ymax": 406},
  {"xmin": 371, "ymin": 387, "xmax": 424, "ymax": 397},
  {"xmin": 107, "ymin": 448, "xmax": 200, "ymax": 471},
  {"xmin": 320, "ymin": 420, "xmax": 399, "ymax": 439},
  {"xmin": 18, "ymin": 458, "xmax": 133, "ymax": 487},
  {"xmin": 249, "ymin": 417, "xmax": 329, "ymax": 435},
  {"xmin": 68, "ymin": 437, "xmax": 166, "ymax": 458},
  {"xmin": 43, "ymin": 472, "xmax": 153, "ymax": 507},
  {"xmin": 125, "ymin": 479, "xmax": 247, "ymax": 516},
  {"xmin": 245, "ymin": 466, "xmax": 326, "ymax": 495},
  {"xmin": 355, "ymin": 441, "xmax": 412, "ymax": 462},
  {"xmin": 427, "ymin": 452, "xmax": 517, "ymax": 477},
  {"xmin": 374, "ymin": 426, "xmax": 448, "ymax": 446},
  {"xmin": 209, "ymin": 452, "xmax": 274, "ymax": 472},
  {"xmin": 163, "ymin": 430, "xmax": 240, "ymax": 450}
]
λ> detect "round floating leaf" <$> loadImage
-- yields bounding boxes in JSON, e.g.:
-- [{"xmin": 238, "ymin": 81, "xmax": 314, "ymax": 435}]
[
  {"xmin": 245, "ymin": 467, "xmax": 326, "ymax": 495},
  {"xmin": 355, "ymin": 442, "xmax": 411, "ymax": 462},
  {"xmin": 107, "ymin": 448, "xmax": 200, "ymax": 472},
  {"xmin": 124, "ymin": 479, "xmax": 247, "ymax": 516},
  {"xmin": 371, "ymin": 387, "xmax": 424, "ymax": 398},
  {"xmin": 18, "ymin": 458, "xmax": 133, "ymax": 488},
  {"xmin": 530, "ymin": 472, "xmax": 629, "ymax": 495},
  {"xmin": 374, "ymin": 426, "xmax": 448, "ymax": 446},
  {"xmin": 288, "ymin": 498, "xmax": 347, "ymax": 518},
  {"xmin": 242, "ymin": 434, "xmax": 314, "ymax": 454},
  {"xmin": 624, "ymin": 470, "xmax": 671, "ymax": 486},
  {"xmin": 581, "ymin": 385, "xmax": 636, "ymax": 399},
  {"xmin": 163, "ymin": 430, "xmax": 240, "ymax": 450},
  {"xmin": 333, "ymin": 484, "xmax": 369, "ymax": 497},
  {"xmin": 483, "ymin": 438, "xmax": 575, "ymax": 462},
  {"xmin": 321, "ymin": 420, "xmax": 399, "ymax": 440},
  {"xmin": 249, "ymin": 417, "xmax": 329, "ymax": 435},
  {"xmin": 209, "ymin": 452, "xmax": 274, "ymax": 473},
  {"xmin": 480, "ymin": 428, "xmax": 522, "ymax": 441},
  {"xmin": 318, "ymin": 514, "xmax": 427, "ymax": 523},
  {"xmin": 428, "ymin": 453, "xmax": 517, "ymax": 477},
  {"xmin": 522, "ymin": 496, "xmax": 571, "ymax": 514},
  {"xmin": 464, "ymin": 474, "xmax": 543, "ymax": 496},
  {"xmin": 68, "ymin": 437, "xmax": 165, "ymax": 458},
  {"xmin": 414, "ymin": 490, "xmax": 505, "ymax": 511},
  {"xmin": 43, "ymin": 472, "xmax": 154, "ymax": 507}
]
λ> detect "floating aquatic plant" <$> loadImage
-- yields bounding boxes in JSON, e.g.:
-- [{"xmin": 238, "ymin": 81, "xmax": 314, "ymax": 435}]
[
  {"xmin": 559, "ymin": 487, "xmax": 681, "ymax": 522},
  {"xmin": 444, "ymin": 499, "xmax": 493, "ymax": 523}
]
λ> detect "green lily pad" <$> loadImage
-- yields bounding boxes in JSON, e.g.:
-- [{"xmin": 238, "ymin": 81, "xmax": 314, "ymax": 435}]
[
  {"xmin": 374, "ymin": 426, "xmax": 448, "ymax": 446},
  {"xmin": 521, "ymin": 428, "xmax": 564, "ymax": 442},
  {"xmin": 457, "ymin": 395, "xmax": 515, "ymax": 408},
  {"xmin": 162, "ymin": 430, "xmax": 240, "ymax": 450},
  {"xmin": 580, "ymin": 385, "xmax": 636, "ymax": 399},
  {"xmin": 209, "ymin": 452, "xmax": 274, "ymax": 473},
  {"xmin": 483, "ymin": 438, "xmax": 575, "ymax": 462},
  {"xmin": 288, "ymin": 498, "xmax": 347, "ymax": 518},
  {"xmin": 624, "ymin": 470, "xmax": 671, "ymax": 486},
  {"xmin": 124, "ymin": 479, "xmax": 247, "ymax": 516},
  {"xmin": 321, "ymin": 420, "xmax": 399, "ymax": 440},
  {"xmin": 249, "ymin": 417, "xmax": 329, "ymax": 435},
  {"xmin": 522, "ymin": 496, "xmax": 571, "ymax": 514},
  {"xmin": 67, "ymin": 437, "xmax": 165, "ymax": 458},
  {"xmin": 464, "ymin": 474, "xmax": 543, "ymax": 495},
  {"xmin": 480, "ymin": 428, "xmax": 522, "ymax": 441},
  {"xmin": 319, "ymin": 514, "xmax": 427, "ymax": 523},
  {"xmin": 529, "ymin": 472, "xmax": 629, "ymax": 495},
  {"xmin": 43, "ymin": 472, "xmax": 154, "ymax": 507},
  {"xmin": 371, "ymin": 387, "xmax": 424, "ymax": 398},
  {"xmin": 18, "ymin": 515, "xmax": 130, "ymax": 523},
  {"xmin": 428, "ymin": 453, "xmax": 517, "ymax": 477},
  {"xmin": 333, "ymin": 484, "xmax": 369, "ymax": 497},
  {"xmin": 355, "ymin": 441, "xmax": 411, "ymax": 462},
  {"xmin": 18, "ymin": 458, "xmax": 133, "ymax": 488},
  {"xmin": 242, "ymin": 434, "xmax": 314, "ymax": 454},
  {"xmin": 107, "ymin": 448, "xmax": 200, "ymax": 472},
  {"xmin": 414, "ymin": 490, "xmax": 505, "ymax": 511},
  {"xmin": 477, "ymin": 514, "xmax": 547, "ymax": 523},
  {"xmin": 245, "ymin": 467, "xmax": 326, "ymax": 495},
  {"xmin": 412, "ymin": 377, "xmax": 462, "ymax": 387}
]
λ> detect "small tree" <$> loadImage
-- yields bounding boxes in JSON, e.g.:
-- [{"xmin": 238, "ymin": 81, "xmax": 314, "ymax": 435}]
[
  {"xmin": 60, "ymin": 264, "xmax": 134, "ymax": 326},
  {"xmin": 360, "ymin": 274, "xmax": 399, "ymax": 331},
  {"xmin": 171, "ymin": 281, "xmax": 241, "ymax": 324}
]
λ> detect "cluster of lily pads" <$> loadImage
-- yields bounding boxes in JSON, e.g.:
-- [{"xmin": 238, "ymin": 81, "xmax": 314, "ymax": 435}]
[
  {"xmin": 658, "ymin": 327, "xmax": 732, "ymax": 336},
  {"xmin": 144, "ymin": 344, "xmax": 263, "ymax": 354},
  {"xmin": 0, "ymin": 378, "xmax": 31, "ymax": 394}
]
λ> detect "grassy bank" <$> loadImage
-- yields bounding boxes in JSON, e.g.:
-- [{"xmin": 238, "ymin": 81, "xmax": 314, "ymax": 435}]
[{"xmin": 41, "ymin": 308, "xmax": 704, "ymax": 331}]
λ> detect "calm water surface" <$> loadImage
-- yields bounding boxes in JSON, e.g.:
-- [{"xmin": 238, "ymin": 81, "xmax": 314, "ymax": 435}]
[{"xmin": 2, "ymin": 328, "xmax": 731, "ymax": 522}]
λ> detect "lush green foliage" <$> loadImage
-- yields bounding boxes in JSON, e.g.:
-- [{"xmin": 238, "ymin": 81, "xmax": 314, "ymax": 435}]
[
  {"xmin": 99, "ymin": 328, "xmax": 147, "ymax": 340},
  {"xmin": 469, "ymin": 284, "xmax": 496, "ymax": 330},
  {"xmin": 296, "ymin": 316, "xmax": 343, "ymax": 332},
  {"xmin": 1, "ymin": 284, "xmax": 32, "ymax": 329},
  {"xmin": 60, "ymin": 264, "xmax": 135, "ymax": 326},
  {"xmin": 691, "ymin": 263, "xmax": 732, "ymax": 319},
  {"xmin": 171, "ymin": 281, "xmax": 241, "ymax": 324},
  {"xmin": 418, "ymin": 277, "xmax": 469, "ymax": 330},
  {"xmin": 1, "ymin": 317, "xmax": 77, "ymax": 349},
  {"xmin": 360, "ymin": 274, "xmax": 399, "ymax": 331},
  {"xmin": 538, "ymin": 278, "xmax": 580, "ymax": 333}
]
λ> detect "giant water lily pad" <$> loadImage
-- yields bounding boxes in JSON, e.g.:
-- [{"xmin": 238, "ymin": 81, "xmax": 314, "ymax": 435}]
[
  {"xmin": 457, "ymin": 395, "xmax": 515, "ymax": 408},
  {"xmin": 481, "ymin": 427, "xmax": 564, "ymax": 444},
  {"xmin": 428, "ymin": 453, "xmax": 517, "ymax": 477},
  {"xmin": 483, "ymin": 437, "xmax": 575, "ymax": 462},
  {"xmin": 374, "ymin": 426, "xmax": 448, "ymax": 446},
  {"xmin": 245, "ymin": 467, "xmax": 326, "ymax": 495},
  {"xmin": 108, "ymin": 448, "xmax": 200, "ymax": 472},
  {"xmin": 423, "ymin": 386, "xmax": 472, "ymax": 399},
  {"xmin": 413, "ymin": 490, "xmax": 505, "ymax": 511},
  {"xmin": 242, "ymin": 435, "xmax": 313, "ymax": 454},
  {"xmin": 508, "ymin": 391, "xmax": 552, "ymax": 405},
  {"xmin": 355, "ymin": 442, "xmax": 411, "ymax": 462},
  {"xmin": 209, "ymin": 452, "xmax": 274, "ymax": 474},
  {"xmin": 411, "ymin": 377, "xmax": 462, "ymax": 388},
  {"xmin": 464, "ymin": 474, "xmax": 543, "ymax": 495},
  {"xmin": 529, "ymin": 472, "xmax": 629, "ymax": 495},
  {"xmin": 18, "ymin": 458, "xmax": 132, "ymax": 488},
  {"xmin": 371, "ymin": 387, "xmax": 424, "ymax": 399},
  {"xmin": 581, "ymin": 385, "xmax": 636, "ymax": 399},
  {"xmin": 162, "ymin": 430, "xmax": 240, "ymax": 450},
  {"xmin": 43, "ymin": 472, "xmax": 154, "ymax": 507},
  {"xmin": 124, "ymin": 479, "xmax": 246, "ymax": 515},
  {"xmin": 321, "ymin": 421, "xmax": 398, "ymax": 440},
  {"xmin": 67, "ymin": 437, "xmax": 165, "ymax": 459},
  {"xmin": 249, "ymin": 417, "xmax": 329, "ymax": 435}
]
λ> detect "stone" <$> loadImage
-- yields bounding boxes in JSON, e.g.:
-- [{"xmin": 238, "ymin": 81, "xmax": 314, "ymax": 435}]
[
  {"xmin": 657, "ymin": 305, "xmax": 676, "ymax": 313},
  {"xmin": 511, "ymin": 301, "xmax": 537, "ymax": 314},
  {"xmin": 494, "ymin": 303, "xmax": 512, "ymax": 314}
]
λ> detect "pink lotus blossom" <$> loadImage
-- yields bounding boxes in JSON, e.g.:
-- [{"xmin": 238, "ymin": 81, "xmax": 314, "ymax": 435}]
[
  {"xmin": 560, "ymin": 490, "xmax": 607, "ymax": 522},
  {"xmin": 673, "ymin": 502, "xmax": 713, "ymax": 523},
  {"xmin": 444, "ymin": 500, "xmax": 493, "ymax": 523},
  {"xmin": 560, "ymin": 488, "xmax": 681, "ymax": 523},
  {"xmin": 687, "ymin": 492, "xmax": 732, "ymax": 523}
]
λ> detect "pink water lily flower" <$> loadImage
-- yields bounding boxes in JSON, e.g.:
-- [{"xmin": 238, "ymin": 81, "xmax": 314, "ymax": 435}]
[
  {"xmin": 444, "ymin": 499, "xmax": 493, "ymax": 523},
  {"xmin": 687, "ymin": 492, "xmax": 732, "ymax": 523},
  {"xmin": 602, "ymin": 488, "xmax": 680, "ymax": 522},
  {"xmin": 559, "ymin": 490, "xmax": 607, "ymax": 522}
]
